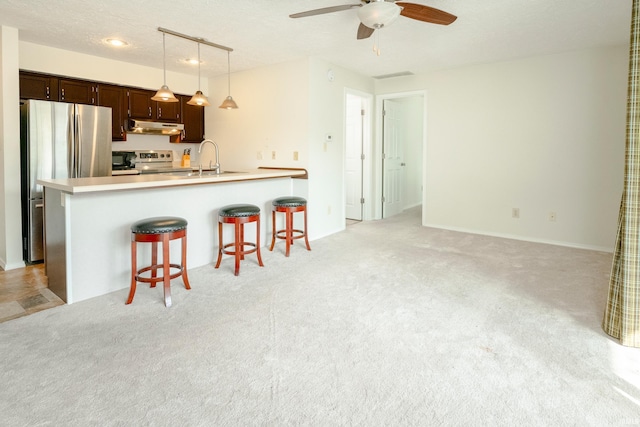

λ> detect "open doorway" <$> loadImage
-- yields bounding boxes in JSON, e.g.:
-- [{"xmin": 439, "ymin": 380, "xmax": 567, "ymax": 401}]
[
  {"xmin": 377, "ymin": 92, "xmax": 425, "ymax": 220},
  {"xmin": 344, "ymin": 90, "xmax": 372, "ymax": 224}
]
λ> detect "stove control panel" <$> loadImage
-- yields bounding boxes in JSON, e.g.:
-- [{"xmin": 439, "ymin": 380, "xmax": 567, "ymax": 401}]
[{"xmin": 134, "ymin": 150, "xmax": 174, "ymax": 163}]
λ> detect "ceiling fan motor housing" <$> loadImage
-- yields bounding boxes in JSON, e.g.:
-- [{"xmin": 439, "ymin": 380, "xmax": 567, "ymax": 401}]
[{"xmin": 358, "ymin": 1, "xmax": 402, "ymax": 29}]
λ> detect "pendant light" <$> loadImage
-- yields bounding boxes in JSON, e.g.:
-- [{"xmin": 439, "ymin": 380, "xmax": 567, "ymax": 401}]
[
  {"xmin": 187, "ymin": 42, "xmax": 211, "ymax": 106},
  {"xmin": 151, "ymin": 32, "xmax": 179, "ymax": 103},
  {"xmin": 219, "ymin": 51, "xmax": 238, "ymax": 109}
]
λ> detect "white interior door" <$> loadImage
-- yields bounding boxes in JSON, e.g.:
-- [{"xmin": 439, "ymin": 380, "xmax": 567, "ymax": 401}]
[
  {"xmin": 382, "ymin": 99, "xmax": 404, "ymax": 218},
  {"xmin": 345, "ymin": 93, "xmax": 364, "ymax": 220}
]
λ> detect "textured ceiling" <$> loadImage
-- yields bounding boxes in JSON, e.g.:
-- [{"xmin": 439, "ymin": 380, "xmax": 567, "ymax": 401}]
[{"xmin": 0, "ymin": 0, "xmax": 632, "ymax": 79}]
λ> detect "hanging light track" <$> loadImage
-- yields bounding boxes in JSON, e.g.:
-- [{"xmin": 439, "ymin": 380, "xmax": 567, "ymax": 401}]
[
  {"xmin": 153, "ymin": 27, "xmax": 237, "ymax": 108},
  {"xmin": 157, "ymin": 27, "xmax": 233, "ymax": 52}
]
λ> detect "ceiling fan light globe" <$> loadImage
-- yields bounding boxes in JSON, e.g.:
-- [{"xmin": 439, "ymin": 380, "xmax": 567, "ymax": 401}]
[{"xmin": 357, "ymin": 1, "xmax": 401, "ymax": 29}]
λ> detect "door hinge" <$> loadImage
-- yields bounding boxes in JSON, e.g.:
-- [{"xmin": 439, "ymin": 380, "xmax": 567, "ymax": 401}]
[
  {"xmin": 382, "ymin": 196, "xmax": 386, "ymax": 203},
  {"xmin": 360, "ymin": 197, "xmax": 365, "ymax": 204},
  {"xmin": 361, "ymin": 109, "xmax": 365, "ymax": 116},
  {"xmin": 360, "ymin": 153, "xmax": 365, "ymax": 160},
  {"xmin": 382, "ymin": 109, "xmax": 386, "ymax": 116}
]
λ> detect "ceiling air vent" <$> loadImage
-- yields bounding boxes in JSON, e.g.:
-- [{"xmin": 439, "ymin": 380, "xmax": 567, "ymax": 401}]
[{"xmin": 372, "ymin": 71, "xmax": 414, "ymax": 80}]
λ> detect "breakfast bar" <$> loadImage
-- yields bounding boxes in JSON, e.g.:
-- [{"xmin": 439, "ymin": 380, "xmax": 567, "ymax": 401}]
[{"xmin": 38, "ymin": 168, "xmax": 308, "ymax": 304}]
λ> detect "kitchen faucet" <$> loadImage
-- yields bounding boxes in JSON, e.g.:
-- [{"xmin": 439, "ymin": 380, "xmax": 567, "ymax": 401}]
[{"xmin": 198, "ymin": 139, "xmax": 220, "ymax": 176}]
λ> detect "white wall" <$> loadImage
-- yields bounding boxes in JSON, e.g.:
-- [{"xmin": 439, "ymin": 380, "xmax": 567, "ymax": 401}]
[
  {"xmin": 376, "ymin": 46, "xmax": 627, "ymax": 251},
  {"xmin": 0, "ymin": 26, "xmax": 22, "ymax": 269},
  {"xmin": 203, "ymin": 57, "xmax": 374, "ymax": 240}
]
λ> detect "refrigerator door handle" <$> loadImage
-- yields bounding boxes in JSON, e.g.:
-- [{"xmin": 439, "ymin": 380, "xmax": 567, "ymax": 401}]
[
  {"xmin": 68, "ymin": 107, "xmax": 76, "ymax": 178},
  {"xmin": 75, "ymin": 106, "xmax": 82, "ymax": 178}
]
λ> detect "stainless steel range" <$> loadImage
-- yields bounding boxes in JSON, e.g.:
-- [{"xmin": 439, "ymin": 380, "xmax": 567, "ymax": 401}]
[{"xmin": 134, "ymin": 150, "xmax": 192, "ymax": 174}]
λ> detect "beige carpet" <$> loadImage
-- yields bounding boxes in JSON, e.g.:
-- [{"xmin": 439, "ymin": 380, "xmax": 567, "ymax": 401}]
[{"xmin": 1, "ymin": 207, "xmax": 639, "ymax": 426}]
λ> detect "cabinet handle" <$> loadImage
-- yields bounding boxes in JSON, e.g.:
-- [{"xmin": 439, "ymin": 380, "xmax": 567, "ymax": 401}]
[
  {"xmin": 46, "ymin": 86, "xmax": 50, "ymax": 98},
  {"xmin": 148, "ymin": 106, "xmax": 152, "ymax": 117},
  {"xmin": 61, "ymin": 88, "xmax": 65, "ymax": 100},
  {"xmin": 158, "ymin": 106, "xmax": 162, "ymax": 117},
  {"xmin": 120, "ymin": 125, "xmax": 124, "ymax": 136}
]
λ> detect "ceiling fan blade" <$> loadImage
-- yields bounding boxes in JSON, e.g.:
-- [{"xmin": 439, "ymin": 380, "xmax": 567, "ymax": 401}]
[
  {"xmin": 396, "ymin": 2, "xmax": 457, "ymax": 25},
  {"xmin": 290, "ymin": 4, "xmax": 361, "ymax": 19},
  {"xmin": 357, "ymin": 23, "xmax": 375, "ymax": 40}
]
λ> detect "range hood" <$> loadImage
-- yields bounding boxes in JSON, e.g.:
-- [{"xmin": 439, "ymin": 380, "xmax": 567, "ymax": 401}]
[{"xmin": 127, "ymin": 119, "xmax": 184, "ymax": 136}]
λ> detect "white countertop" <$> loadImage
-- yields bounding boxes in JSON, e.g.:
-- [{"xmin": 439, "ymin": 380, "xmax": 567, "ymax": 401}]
[{"xmin": 38, "ymin": 168, "xmax": 307, "ymax": 194}]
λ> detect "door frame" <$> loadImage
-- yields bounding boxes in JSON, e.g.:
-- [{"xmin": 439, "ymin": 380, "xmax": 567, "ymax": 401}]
[
  {"xmin": 344, "ymin": 88, "xmax": 373, "ymax": 222},
  {"xmin": 373, "ymin": 90, "xmax": 427, "ymax": 220}
]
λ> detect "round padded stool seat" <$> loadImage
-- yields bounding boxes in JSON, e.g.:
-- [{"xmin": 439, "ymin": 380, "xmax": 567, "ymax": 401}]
[
  {"xmin": 131, "ymin": 216, "xmax": 187, "ymax": 234},
  {"xmin": 219, "ymin": 204, "xmax": 261, "ymax": 217},
  {"xmin": 272, "ymin": 196, "xmax": 307, "ymax": 208}
]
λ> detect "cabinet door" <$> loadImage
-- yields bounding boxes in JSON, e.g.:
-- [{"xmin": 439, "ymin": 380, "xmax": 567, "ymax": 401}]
[
  {"xmin": 20, "ymin": 72, "xmax": 58, "ymax": 101},
  {"xmin": 180, "ymin": 95, "xmax": 205, "ymax": 143},
  {"xmin": 59, "ymin": 78, "xmax": 96, "ymax": 104},
  {"xmin": 97, "ymin": 84, "xmax": 127, "ymax": 141},
  {"xmin": 156, "ymin": 99, "xmax": 181, "ymax": 122},
  {"xmin": 128, "ymin": 88, "xmax": 154, "ymax": 119}
]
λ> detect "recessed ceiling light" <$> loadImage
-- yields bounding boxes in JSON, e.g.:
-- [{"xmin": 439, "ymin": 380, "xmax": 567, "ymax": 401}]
[
  {"xmin": 183, "ymin": 58, "xmax": 202, "ymax": 65},
  {"xmin": 105, "ymin": 38, "xmax": 128, "ymax": 47}
]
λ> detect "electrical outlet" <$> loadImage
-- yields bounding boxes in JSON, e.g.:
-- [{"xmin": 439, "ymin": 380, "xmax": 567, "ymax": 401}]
[
  {"xmin": 548, "ymin": 212, "xmax": 557, "ymax": 222},
  {"xmin": 512, "ymin": 208, "xmax": 520, "ymax": 219},
  {"xmin": 328, "ymin": 205, "xmax": 332, "ymax": 215},
  {"xmin": 271, "ymin": 151, "xmax": 276, "ymax": 160},
  {"xmin": 257, "ymin": 151, "xmax": 262, "ymax": 160},
  {"xmin": 293, "ymin": 151, "xmax": 298, "ymax": 161}
]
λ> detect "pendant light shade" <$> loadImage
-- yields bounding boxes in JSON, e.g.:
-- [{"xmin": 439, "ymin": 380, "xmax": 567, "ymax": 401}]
[
  {"xmin": 219, "ymin": 51, "xmax": 238, "ymax": 109},
  {"xmin": 187, "ymin": 43, "xmax": 210, "ymax": 106},
  {"xmin": 151, "ymin": 32, "xmax": 178, "ymax": 102}
]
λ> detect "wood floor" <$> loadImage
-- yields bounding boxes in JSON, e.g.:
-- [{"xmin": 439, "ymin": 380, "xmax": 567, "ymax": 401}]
[{"xmin": 0, "ymin": 263, "xmax": 64, "ymax": 323}]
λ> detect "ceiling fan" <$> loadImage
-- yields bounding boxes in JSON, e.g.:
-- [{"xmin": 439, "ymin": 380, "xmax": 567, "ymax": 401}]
[{"xmin": 290, "ymin": 0, "xmax": 457, "ymax": 40}]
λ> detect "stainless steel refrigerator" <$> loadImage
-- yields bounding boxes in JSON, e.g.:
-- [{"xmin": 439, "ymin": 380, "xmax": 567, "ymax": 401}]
[{"xmin": 20, "ymin": 100, "xmax": 112, "ymax": 263}]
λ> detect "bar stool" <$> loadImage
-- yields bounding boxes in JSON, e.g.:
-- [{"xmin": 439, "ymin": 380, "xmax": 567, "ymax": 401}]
[
  {"xmin": 269, "ymin": 196, "xmax": 311, "ymax": 257},
  {"xmin": 127, "ymin": 216, "xmax": 191, "ymax": 308},
  {"xmin": 215, "ymin": 204, "xmax": 264, "ymax": 276}
]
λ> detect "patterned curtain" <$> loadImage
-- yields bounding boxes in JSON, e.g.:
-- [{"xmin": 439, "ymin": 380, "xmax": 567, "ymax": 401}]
[{"xmin": 603, "ymin": 0, "xmax": 640, "ymax": 347}]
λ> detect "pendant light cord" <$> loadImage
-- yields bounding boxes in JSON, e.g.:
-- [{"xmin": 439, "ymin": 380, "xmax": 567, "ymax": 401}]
[
  {"xmin": 197, "ymin": 43, "xmax": 201, "ymax": 90},
  {"xmin": 162, "ymin": 33, "xmax": 167, "ymax": 84},
  {"xmin": 227, "ymin": 51, "xmax": 231, "ymax": 95}
]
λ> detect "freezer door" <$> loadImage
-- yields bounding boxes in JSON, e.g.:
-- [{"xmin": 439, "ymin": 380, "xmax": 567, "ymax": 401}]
[{"xmin": 74, "ymin": 104, "xmax": 112, "ymax": 177}]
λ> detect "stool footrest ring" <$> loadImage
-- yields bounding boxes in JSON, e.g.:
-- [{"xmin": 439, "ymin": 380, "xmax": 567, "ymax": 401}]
[
  {"xmin": 220, "ymin": 242, "xmax": 258, "ymax": 257},
  {"xmin": 135, "ymin": 264, "xmax": 184, "ymax": 284}
]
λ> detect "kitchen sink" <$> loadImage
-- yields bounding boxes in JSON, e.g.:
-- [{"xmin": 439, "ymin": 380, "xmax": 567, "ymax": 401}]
[{"xmin": 164, "ymin": 170, "xmax": 243, "ymax": 177}]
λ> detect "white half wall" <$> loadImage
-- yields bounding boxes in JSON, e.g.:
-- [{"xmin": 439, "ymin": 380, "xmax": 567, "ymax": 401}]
[{"xmin": 376, "ymin": 46, "xmax": 627, "ymax": 251}]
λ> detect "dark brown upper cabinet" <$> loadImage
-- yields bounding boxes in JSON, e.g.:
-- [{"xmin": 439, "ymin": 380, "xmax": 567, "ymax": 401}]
[
  {"xmin": 97, "ymin": 84, "xmax": 127, "ymax": 141},
  {"xmin": 20, "ymin": 71, "xmax": 205, "ymax": 143},
  {"xmin": 127, "ymin": 88, "xmax": 154, "ymax": 119},
  {"xmin": 179, "ymin": 95, "xmax": 205, "ymax": 143},
  {"xmin": 59, "ymin": 78, "xmax": 96, "ymax": 104},
  {"xmin": 19, "ymin": 71, "xmax": 58, "ymax": 101},
  {"xmin": 156, "ymin": 99, "xmax": 181, "ymax": 123}
]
